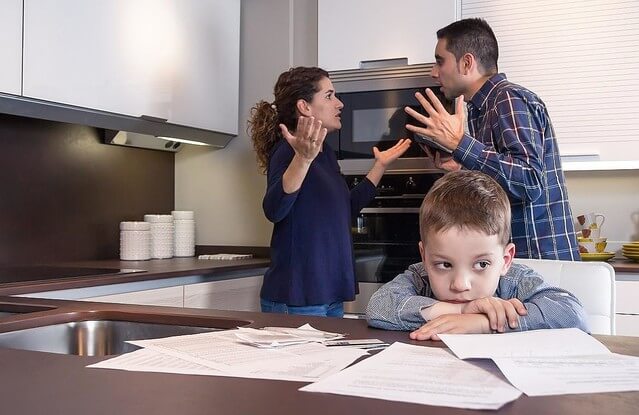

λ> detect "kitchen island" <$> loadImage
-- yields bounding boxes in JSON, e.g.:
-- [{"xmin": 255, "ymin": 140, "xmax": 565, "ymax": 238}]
[{"xmin": 0, "ymin": 295, "xmax": 638, "ymax": 415}]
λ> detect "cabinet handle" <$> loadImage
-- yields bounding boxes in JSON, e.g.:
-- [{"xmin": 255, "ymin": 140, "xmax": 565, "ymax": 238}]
[
  {"xmin": 359, "ymin": 57, "xmax": 408, "ymax": 69},
  {"xmin": 140, "ymin": 114, "xmax": 168, "ymax": 123}
]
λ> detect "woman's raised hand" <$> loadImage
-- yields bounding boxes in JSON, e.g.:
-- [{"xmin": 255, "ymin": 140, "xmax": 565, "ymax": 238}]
[
  {"xmin": 279, "ymin": 116, "xmax": 327, "ymax": 162},
  {"xmin": 372, "ymin": 138, "xmax": 412, "ymax": 168}
]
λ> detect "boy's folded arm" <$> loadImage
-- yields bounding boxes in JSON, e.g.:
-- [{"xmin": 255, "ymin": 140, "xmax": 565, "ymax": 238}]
[
  {"xmin": 366, "ymin": 271, "xmax": 440, "ymax": 331},
  {"xmin": 513, "ymin": 289, "xmax": 591, "ymax": 333}
]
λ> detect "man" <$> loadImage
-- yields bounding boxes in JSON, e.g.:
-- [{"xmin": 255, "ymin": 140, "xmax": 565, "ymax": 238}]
[{"xmin": 405, "ymin": 18, "xmax": 579, "ymax": 260}]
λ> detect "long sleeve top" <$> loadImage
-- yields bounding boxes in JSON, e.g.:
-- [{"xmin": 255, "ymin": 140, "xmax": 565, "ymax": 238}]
[
  {"xmin": 261, "ymin": 140, "xmax": 377, "ymax": 306},
  {"xmin": 366, "ymin": 262, "xmax": 590, "ymax": 333},
  {"xmin": 454, "ymin": 73, "xmax": 580, "ymax": 260}
]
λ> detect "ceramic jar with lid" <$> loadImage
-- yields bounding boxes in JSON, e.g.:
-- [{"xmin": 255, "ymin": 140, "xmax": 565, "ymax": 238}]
[{"xmin": 120, "ymin": 221, "xmax": 151, "ymax": 261}]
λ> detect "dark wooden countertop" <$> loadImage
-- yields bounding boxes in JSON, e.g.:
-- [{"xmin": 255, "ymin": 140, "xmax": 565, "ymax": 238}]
[
  {"xmin": 0, "ymin": 296, "xmax": 637, "ymax": 415},
  {"xmin": 609, "ymin": 258, "xmax": 639, "ymax": 273},
  {"xmin": 0, "ymin": 257, "xmax": 271, "ymax": 296}
]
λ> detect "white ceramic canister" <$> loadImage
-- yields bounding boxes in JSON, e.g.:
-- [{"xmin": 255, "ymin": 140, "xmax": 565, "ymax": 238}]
[
  {"xmin": 119, "ymin": 221, "xmax": 151, "ymax": 261},
  {"xmin": 144, "ymin": 214, "xmax": 174, "ymax": 259},
  {"xmin": 172, "ymin": 210, "xmax": 195, "ymax": 257}
]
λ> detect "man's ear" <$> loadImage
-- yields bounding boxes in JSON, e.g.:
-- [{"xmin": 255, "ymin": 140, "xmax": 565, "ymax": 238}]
[
  {"xmin": 419, "ymin": 241, "xmax": 426, "ymax": 264},
  {"xmin": 459, "ymin": 52, "xmax": 475, "ymax": 75},
  {"xmin": 296, "ymin": 99, "xmax": 312, "ymax": 116},
  {"xmin": 501, "ymin": 242, "xmax": 516, "ymax": 275}
]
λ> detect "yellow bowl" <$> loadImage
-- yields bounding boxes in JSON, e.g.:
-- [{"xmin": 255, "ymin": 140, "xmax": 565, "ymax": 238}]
[{"xmin": 581, "ymin": 252, "xmax": 615, "ymax": 261}]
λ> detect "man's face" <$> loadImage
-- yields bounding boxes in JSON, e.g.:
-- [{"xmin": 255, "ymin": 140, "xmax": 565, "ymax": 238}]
[
  {"xmin": 419, "ymin": 227, "xmax": 515, "ymax": 304},
  {"xmin": 431, "ymin": 38, "xmax": 467, "ymax": 100}
]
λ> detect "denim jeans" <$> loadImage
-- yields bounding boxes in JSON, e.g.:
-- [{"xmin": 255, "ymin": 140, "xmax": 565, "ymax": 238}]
[{"xmin": 260, "ymin": 298, "xmax": 344, "ymax": 318}]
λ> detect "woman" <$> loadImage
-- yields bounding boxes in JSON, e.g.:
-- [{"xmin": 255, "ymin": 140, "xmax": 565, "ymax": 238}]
[{"xmin": 249, "ymin": 66, "xmax": 410, "ymax": 317}]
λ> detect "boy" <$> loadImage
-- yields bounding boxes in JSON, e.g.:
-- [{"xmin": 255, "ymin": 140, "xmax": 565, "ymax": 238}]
[{"xmin": 366, "ymin": 171, "xmax": 589, "ymax": 340}]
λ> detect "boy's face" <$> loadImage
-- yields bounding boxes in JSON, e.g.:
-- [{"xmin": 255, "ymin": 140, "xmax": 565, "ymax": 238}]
[{"xmin": 419, "ymin": 227, "xmax": 515, "ymax": 303}]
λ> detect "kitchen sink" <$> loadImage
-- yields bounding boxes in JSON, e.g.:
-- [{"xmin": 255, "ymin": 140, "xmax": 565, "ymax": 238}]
[{"xmin": 0, "ymin": 317, "xmax": 251, "ymax": 356}]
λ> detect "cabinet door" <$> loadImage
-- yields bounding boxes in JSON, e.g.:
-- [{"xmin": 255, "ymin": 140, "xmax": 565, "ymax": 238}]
[
  {"xmin": 22, "ymin": 0, "xmax": 240, "ymax": 134},
  {"xmin": 82, "ymin": 285, "xmax": 184, "ymax": 308},
  {"xmin": 0, "ymin": 0, "xmax": 22, "ymax": 95},
  {"xmin": 184, "ymin": 276, "xmax": 263, "ymax": 312},
  {"xmin": 166, "ymin": 0, "xmax": 240, "ymax": 134},
  {"xmin": 318, "ymin": 0, "xmax": 457, "ymax": 71}
]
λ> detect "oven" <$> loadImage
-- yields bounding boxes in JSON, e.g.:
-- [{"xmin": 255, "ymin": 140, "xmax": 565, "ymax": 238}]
[{"xmin": 343, "ymin": 172, "xmax": 443, "ymax": 315}]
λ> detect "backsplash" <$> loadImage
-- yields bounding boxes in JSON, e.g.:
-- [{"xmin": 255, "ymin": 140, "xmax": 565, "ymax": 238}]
[{"xmin": 0, "ymin": 113, "xmax": 174, "ymax": 265}]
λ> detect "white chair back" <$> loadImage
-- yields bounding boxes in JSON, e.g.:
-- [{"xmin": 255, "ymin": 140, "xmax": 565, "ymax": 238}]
[{"xmin": 513, "ymin": 258, "xmax": 616, "ymax": 335}]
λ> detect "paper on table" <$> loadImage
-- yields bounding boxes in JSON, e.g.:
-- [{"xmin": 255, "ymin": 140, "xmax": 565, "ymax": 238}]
[
  {"xmin": 88, "ymin": 346, "xmax": 366, "ymax": 382},
  {"xmin": 233, "ymin": 325, "xmax": 344, "ymax": 348},
  {"xmin": 439, "ymin": 328, "xmax": 610, "ymax": 359},
  {"xmin": 127, "ymin": 329, "xmax": 366, "ymax": 380},
  {"xmin": 492, "ymin": 353, "xmax": 639, "ymax": 396},
  {"xmin": 300, "ymin": 342, "xmax": 521, "ymax": 411},
  {"xmin": 439, "ymin": 328, "xmax": 639, "ymax": 396}
]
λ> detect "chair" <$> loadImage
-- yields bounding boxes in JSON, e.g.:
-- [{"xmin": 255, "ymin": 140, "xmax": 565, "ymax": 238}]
[{"xmin": 513, "ymin": 258, "xmax": 616, "ymax": 335}]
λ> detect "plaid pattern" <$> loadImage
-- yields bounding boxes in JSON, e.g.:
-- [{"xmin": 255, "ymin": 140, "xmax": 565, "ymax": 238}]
[{"xmin": 454, "ymin": 73, "xmax": 580, "ymax": 260}]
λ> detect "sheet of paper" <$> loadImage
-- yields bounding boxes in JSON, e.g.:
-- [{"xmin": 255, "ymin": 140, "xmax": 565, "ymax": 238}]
[
  {"xmin": 125, "ymin": 329, "xmax": 366, "ymax": 381},
  {"xmin": 233, "ymin": 325, "xmax": 344, "ymax": 348},
  {"xmin": 89, "ymin": 342, "xmax": 365, "ymax": 382},
  {"xmin": 492, "ymin": 353, "xmax": 639, "ymax": 396},
  {"xmin": 439, "ymin": 328, "xmax": 610, "ymax": 359},
  {"xmin": 300, "ymin": 342, "xmax": 521, "ymax": 410}
]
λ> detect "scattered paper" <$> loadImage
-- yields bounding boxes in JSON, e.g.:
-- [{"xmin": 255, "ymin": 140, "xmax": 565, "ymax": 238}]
[
  {"xmin": 439, "ymin": 328, "xmax": 610, "ymax": 359},
  {"xmin": 300, "ymin": 342, "xmax": 521, "ymax": 410},
  {"xmin": 233, "ymin": 325, "xmax": 344, "ymax": 348},
  {"xmin": 440, "ymin": 328, "xmax": 639, "ymax": 396}
]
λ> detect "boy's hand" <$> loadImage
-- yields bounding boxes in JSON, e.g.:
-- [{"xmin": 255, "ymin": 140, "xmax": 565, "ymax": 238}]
[
  {"xmin": 410, "ymin": 314, "xmax": 491, "ymax": 341},
  {"xmin": 461, "ymin": 298, "xmax": 527, "ymax": 332}
]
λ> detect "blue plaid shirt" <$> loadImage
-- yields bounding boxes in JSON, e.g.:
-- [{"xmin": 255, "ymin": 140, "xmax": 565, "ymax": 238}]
[
  {"xmin": 454, "ymin": 73, "xmax": 580, "ymax": 260},
  {"xmin": 366, "ymin": 262, "xmax": 590, "ymax": 333}
]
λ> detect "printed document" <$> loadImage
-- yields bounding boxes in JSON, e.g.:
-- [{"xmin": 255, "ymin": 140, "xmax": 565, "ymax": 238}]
[
  {"xmin": 300, "ymin": 342, "xmax": 522, "ymax": 410},
  {"xmin": 439, "ymin": 328, "xmax": 639, "ymax": 396}
]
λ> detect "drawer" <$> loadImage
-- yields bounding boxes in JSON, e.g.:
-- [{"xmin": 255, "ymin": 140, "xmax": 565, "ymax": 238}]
[
  {"xmin": 615, "ymin": 280, "xmax": 639, "ymax": 314},
  {"xmin": 615, "ymin": 314, "xmax": 639, "ymax": 337}
]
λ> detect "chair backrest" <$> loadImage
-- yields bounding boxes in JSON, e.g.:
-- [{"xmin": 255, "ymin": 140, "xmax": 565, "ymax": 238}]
[{"xmin": 513, "ymin": 258, "xmax": 616, "ymax": 335}]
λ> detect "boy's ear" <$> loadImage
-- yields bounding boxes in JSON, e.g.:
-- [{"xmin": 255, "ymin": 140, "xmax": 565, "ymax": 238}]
[
  {"xmin": 500, "ymin": 242, "xmax": 516, "ymax": 275},
  {"xmin": 296, "ymin": 99, "xmax": 312, "ymax": 116}
]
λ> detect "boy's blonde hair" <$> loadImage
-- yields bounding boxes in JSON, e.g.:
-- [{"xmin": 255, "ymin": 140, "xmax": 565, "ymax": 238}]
[{"xmin": 420, "ymin": 171, "xmax": 511, "ymax": 245}]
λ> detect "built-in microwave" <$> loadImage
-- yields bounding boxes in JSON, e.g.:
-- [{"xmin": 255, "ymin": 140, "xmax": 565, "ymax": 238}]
[{"xmin": 325, "ymin": 62, "xmax": 453, "ymax": 160}]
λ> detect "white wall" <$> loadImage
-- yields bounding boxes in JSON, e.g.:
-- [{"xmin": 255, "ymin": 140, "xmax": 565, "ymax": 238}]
[
  {"xmin": 175, "ymin": 0, "xmax": 317, "ymax": 247},
  {"xmin": 176, "ymin": 0, "xmax": 639, "ymax": 250}
]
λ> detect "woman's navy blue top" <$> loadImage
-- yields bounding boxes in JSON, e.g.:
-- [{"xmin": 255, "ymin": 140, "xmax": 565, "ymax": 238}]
[{"xmin": 261, "ymin": 140, "xmax": 377, "ymax": 306}]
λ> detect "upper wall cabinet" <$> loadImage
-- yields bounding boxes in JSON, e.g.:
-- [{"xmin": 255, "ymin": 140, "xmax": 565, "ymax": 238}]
[
  {"xmin": 0, "ymin": 0, "xmax": 23, "ymax": 95},
  {"xmin": 318, "ymin": 0, "xmax": 457, "ymax": 71},
  {"xmin": 22, "ymin": 0, "xmax": 240, "ymax": 135}
]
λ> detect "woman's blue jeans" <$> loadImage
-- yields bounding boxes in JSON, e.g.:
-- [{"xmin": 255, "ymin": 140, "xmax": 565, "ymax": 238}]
[{"xmin": 260, "ymin": 298, "xmax": 344, "ymax": 317}]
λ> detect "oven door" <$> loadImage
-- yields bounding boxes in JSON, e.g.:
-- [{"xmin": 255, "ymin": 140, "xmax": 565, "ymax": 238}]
[{"xmin": 326, "ymin": 86, "xmax": 451, "ymax": 159}]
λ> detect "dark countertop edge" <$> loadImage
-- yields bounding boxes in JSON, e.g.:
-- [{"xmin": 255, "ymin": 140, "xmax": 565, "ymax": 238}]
[{"xmin": 0, "ymin": 257, "xmax": 271, "ymax": 296}]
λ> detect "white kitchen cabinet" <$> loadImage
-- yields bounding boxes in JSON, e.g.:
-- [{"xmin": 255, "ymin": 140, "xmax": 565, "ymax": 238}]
[
  {"xmin": 318, "ymin": 0, "xmax": 457, "ymax": 71},
  {"xmin": 184, "ymin": 276, "xmax": 263, "ymax": 312},
  {"xmin": 22, "ymin": 0, "xmax": 239, "ymax": 134},
  {"xmin": 0, "ymin": 0, "xmax": 23, "ymax": 95},
  {"xmin": 82, "ymin": 285, "xmax": 184, "ymax": 308},
  {"xmin": 615, "ymin": 278, "xmax": 639, "ymax": 337}
]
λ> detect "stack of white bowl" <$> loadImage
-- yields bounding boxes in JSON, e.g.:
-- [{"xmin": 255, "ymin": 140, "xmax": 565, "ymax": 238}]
[
  {"xmin": 119, "ymin": 221, "xmax": 151, "ymax": 261},
  {"xmin": 144, "ymin": 214, "xmax": 174, "ymax": 259},
  {"xmin": 172, "ymin": 210, "xmax": 195, "ymax": 257}
]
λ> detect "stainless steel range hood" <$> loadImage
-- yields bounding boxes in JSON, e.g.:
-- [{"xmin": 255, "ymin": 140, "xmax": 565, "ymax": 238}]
[{"xmin": 0, "ymin": 93, "xmax": 234, "ymax": 152}]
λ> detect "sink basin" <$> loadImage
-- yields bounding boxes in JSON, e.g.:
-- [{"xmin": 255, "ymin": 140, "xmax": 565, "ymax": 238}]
[{"xmin": 0, "ymin": 316, "xmax": 251, "ymax": 356}]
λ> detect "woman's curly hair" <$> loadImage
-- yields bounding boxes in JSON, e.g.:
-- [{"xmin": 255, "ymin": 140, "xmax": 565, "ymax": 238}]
[{"xmin": 248, "ymin": 67, "xmax": 329, "ymax": 173}]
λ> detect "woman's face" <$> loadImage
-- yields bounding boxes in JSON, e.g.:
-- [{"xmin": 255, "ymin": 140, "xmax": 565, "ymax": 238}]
[{"xmin": 305, "ymin": 77, "xmax": 344, "ymax": 133}]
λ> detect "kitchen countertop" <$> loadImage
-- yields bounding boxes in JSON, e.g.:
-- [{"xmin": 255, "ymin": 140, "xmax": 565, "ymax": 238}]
[
  {"xmin": 0, "ymin": 257, "xmax": 271, "ymax": 296},
  {"xmin": 0, "ymin": 296, "xmax": 638, "ymax": 415}
]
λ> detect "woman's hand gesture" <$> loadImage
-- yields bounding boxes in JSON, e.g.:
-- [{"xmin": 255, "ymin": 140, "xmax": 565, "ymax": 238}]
[
  {"xmin": 279, "ymin": 116, "xmax": 327, "ymax": 162},
  {"xmin": 372, "ymin": 138, "xmax": 412, "ymax": 168}
]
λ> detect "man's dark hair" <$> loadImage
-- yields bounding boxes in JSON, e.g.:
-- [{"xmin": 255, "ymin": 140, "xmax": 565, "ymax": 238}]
[{"xmin": 436, "ymin": 18, "xmax": 499, "ymax": 74}]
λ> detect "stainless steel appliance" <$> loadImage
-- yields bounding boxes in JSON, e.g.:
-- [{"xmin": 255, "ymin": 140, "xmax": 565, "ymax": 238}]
[
  {"xmin": 344, "ymin": 171, "xmax": 443, "ymax": 315},
  {"xmin": 326, "ymin": 62, "xmax": 453, "ymax": 161}
]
